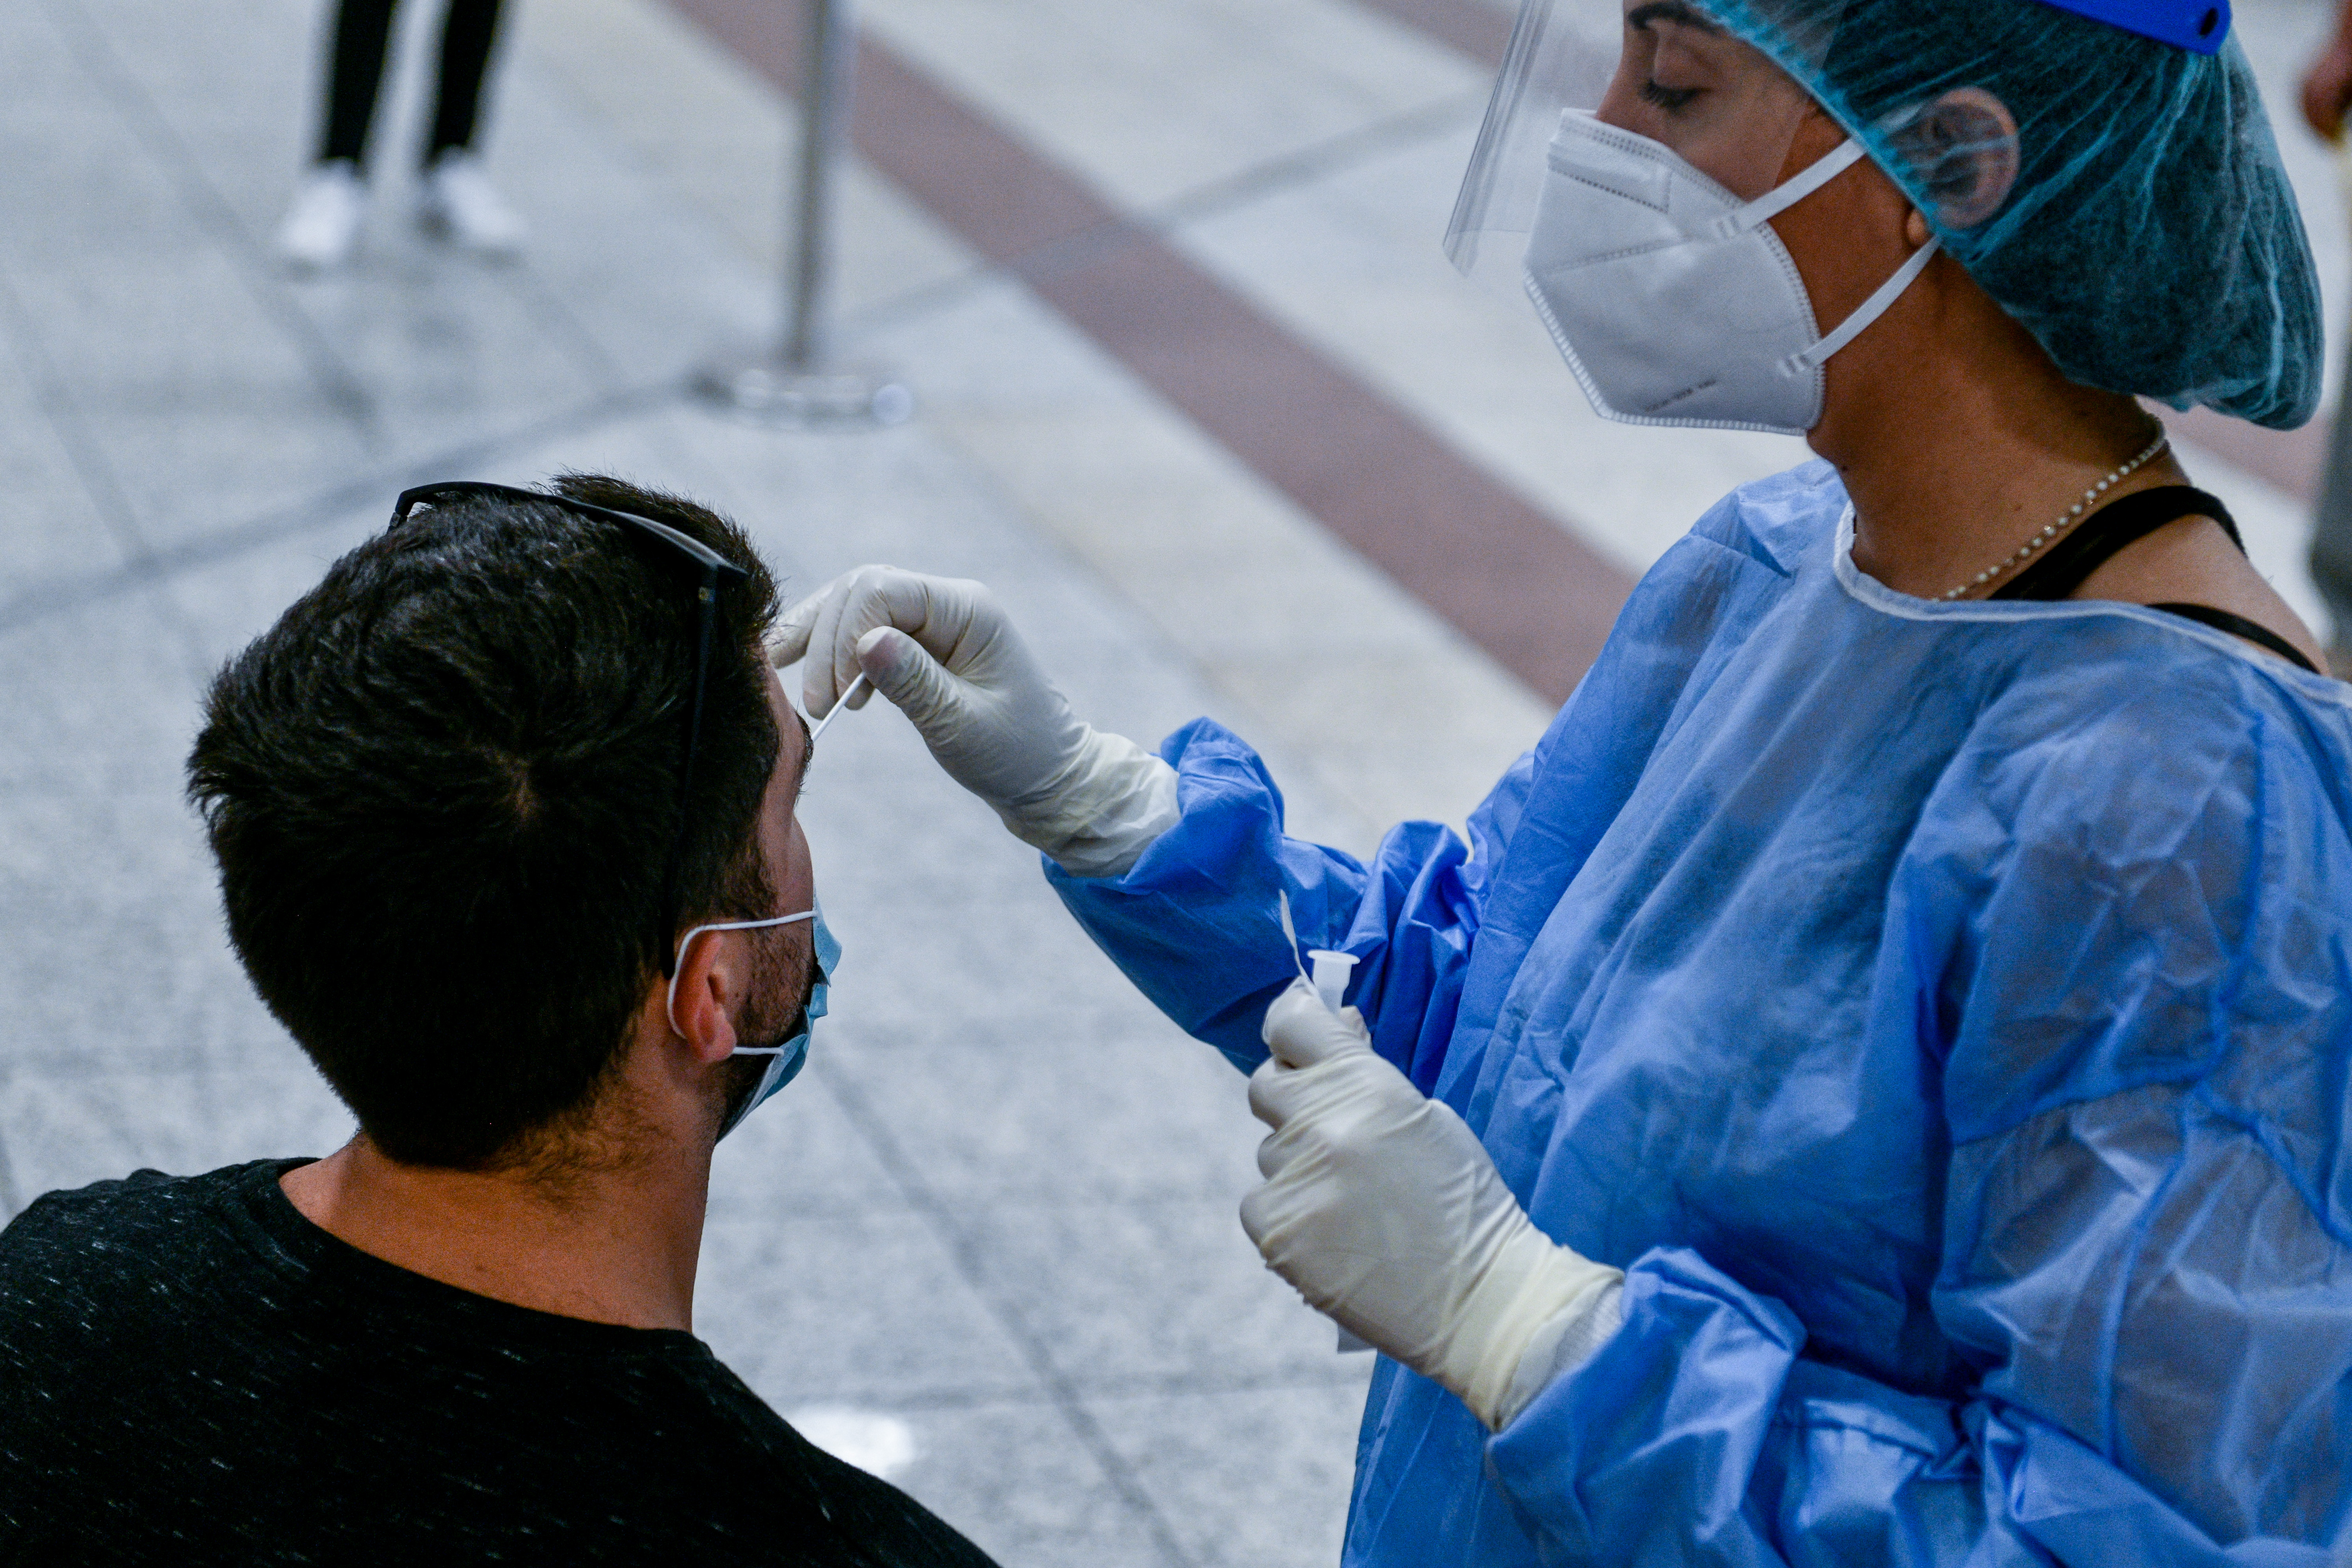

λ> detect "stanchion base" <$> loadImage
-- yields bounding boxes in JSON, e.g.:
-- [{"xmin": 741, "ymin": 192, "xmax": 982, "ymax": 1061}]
[{"xmin": 693, "ymin": 359, "xmax": 914, "ymax": 429}]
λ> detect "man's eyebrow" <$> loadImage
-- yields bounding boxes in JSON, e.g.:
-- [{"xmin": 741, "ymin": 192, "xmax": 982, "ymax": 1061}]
[
  {"xmin": 1627, "ymin": 1, "xmax": 1724, "ymax": 32},
  {"xmin": 791, "ymin": 707, "xmax": 813, "ymax": 800}
]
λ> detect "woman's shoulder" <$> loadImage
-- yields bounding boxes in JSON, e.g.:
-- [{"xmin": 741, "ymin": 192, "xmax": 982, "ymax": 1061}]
[
  {"xmin": 1914, "ymin": 642, "xmax": 2352, "ymax": 1139},
  {"xmin": 1682, "ymin": 458, "xmax": 1848, "ymax": 574},
  {"xmin": 1928, "ymin": 623, "xmax": 2352, "ymax": 873}
]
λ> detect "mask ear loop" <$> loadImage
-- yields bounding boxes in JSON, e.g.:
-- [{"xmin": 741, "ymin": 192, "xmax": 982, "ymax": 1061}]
[
  {"xmin": 1701, "ymin": 136, "xmax": 1944, "ymax": 380},
  {"xmin": 667, "ymin": 910, "xmax": 816, "ymax": 1038},
  {"xmin": 1784, "ymin": 235, "xmax": 1940, "ymax": 373},
  {"xmin": 1710, "ymin": 138, "xmax": 1867, "ymax": 239}
]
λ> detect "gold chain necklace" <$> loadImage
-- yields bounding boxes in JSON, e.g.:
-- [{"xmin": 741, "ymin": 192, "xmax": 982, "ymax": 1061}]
[{"xmin": 1939, "ymin": 433, "xmax": 2170, "ymax": 601}]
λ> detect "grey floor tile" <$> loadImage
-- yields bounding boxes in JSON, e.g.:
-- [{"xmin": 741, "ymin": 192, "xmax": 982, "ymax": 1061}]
[
  {"xmin": 516, "ymin": 0, "xmax": 972, "ymax": 321},
  {"xmin": 467, "ymin": 414, "xmax": 716, "ymax": 506},
  {"xmin": 1089, "ymin": 1380, "xmax": 1373, "ymax": 1568},
  {"xmin": 0, "ymin": 954, "xmax": 295, "ymax": 1081},
  {"xmin": 275, "ymin": 246, "xmax": 615, "ymax": 438},
  {"xmin": 823, "ymin": 1398, "xmax": 1175, "ymax": 1568},
  {"xmin": 0, "ymin": 307, "xmax": 140, "ymax": 585},
  {"xmin": 694, "ymin": 1209, "xmax": 1044, "ymax": 1410},
  {"xmin": 703, "ymin": 1070, "xmax": 909, "ymax": 1223},
  {"xmin": 0, "ymin": 590, "xmax": 204, "ymax": 793},
  {"xmin": 0, "ymin": 1065, "xmax": 353, "ymax": 1218},
  {"xmin": 660, "ymin": 411, "xmax": 1054, "ymax": 590},
  {"xmin": 0, "ymin": 56, "xmax": 371, "ymax": 550},
  {"xmin": 0, "ymin": 738, "xmax": 293, "ymax": 1080},
  {"xmin": 0, "ymin": 943, "xmax": 290, "ymax": 1089},
  {"xmin": 950, "ymin": 1195, "xmax": 1357, "ymax": 1397},
  {"xmin": 475, "ymin": 67, "xmax": 773, "ymax": 384},
  {"xmin": 63, "ymin": 0, "xmax": 314, "ymax": 199},
  {"xmin": 821, "ymin": 1012, "xmax": 1259, "ymax": 1206},
  {"xmin": 74, "ymin": 402, "xmax": 367, "ymax": 556},
  {"xmin": 157, "ymin": 508, "xmax": 383, "ymax": 675},
  {"xmin": 0, "ymin": 770, "xmax": 211, "ymax": 905},
  {"xmin": 864, "ymin": 0, "xmax": 1481, "ymax": 211}
]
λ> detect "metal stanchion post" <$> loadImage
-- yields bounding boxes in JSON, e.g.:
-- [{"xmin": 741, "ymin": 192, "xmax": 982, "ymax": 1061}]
[{"xmin": 696, "ymin": 0, "xmax": 911, "ymax": 426}]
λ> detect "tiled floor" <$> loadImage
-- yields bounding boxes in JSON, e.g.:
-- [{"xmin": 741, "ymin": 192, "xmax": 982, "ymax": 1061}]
[{"xmin": 3, "ymin": 0, "xmax": 2348, "ymax": 1562}]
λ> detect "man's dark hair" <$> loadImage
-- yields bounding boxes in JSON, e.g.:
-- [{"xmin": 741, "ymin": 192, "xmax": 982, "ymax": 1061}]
[{"xmin": 188, "ymin": 475, "xmax": 783, "ymax": 1168}]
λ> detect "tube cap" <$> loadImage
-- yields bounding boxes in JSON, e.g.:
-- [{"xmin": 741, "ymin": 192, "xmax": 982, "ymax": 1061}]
[{"xmin": 1308, "ymin": 951, "xmax": 1360, "ymax": 1014}]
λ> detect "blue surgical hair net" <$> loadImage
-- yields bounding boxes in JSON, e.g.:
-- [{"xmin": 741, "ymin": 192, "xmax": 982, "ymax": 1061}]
[{"xmin": 1701, "ymin": 0, "xmax": 2322, "ymax": 429}]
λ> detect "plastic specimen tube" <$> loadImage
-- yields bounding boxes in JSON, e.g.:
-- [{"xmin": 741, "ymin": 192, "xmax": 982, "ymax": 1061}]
[{"xmin": 1308, "ymin": 950, "xmax": 1358, "ymax": 1014}]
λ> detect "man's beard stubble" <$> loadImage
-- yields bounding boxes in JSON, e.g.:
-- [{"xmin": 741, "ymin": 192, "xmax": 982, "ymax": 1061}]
[{"xmin": 714, "ymin": 917, "xmax": 818, "ymax": 1129}]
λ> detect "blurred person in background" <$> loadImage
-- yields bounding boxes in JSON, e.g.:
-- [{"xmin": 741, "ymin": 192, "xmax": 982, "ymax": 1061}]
[
  {"xmin": 275, "ymin": 0, "xmax": 525, "ymax": 270},
  {"xmin": 0, "ymin": 477, "xmax": 992, "ymax": 1568},
  {"xmin": 2303, "ymin": 0, "xmax": 2352, "ymax": 675},
  {"xmin": 781, "ymin": 0, "xmax": 2352, "ymax": 1561}
]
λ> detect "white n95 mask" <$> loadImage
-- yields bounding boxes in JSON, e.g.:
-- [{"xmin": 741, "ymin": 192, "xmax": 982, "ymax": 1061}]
[{"xmin": 1522, "ymin": 111, "xmax": 1940, "ymax": 435}]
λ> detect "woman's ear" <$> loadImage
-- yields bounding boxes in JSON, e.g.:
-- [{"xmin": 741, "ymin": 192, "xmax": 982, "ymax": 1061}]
[{"xmin": 1893, "ymin": 87, "xmax": 2019, "ymax": 231}]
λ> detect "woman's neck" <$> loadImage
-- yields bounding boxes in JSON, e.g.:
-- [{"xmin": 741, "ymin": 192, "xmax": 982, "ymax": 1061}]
[{"xmin": 1817, "ymin": 261, "xmax": 2180, "ymax": 602}]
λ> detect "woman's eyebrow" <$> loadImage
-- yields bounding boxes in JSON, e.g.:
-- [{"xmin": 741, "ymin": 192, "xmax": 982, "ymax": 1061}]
[{"xmin": 1626, "ymin": 1, "xmax": 1725, "ymax": 32}]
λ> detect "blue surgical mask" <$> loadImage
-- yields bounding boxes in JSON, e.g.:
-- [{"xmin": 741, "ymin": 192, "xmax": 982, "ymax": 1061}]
[{"xmin": 667, "ymin": 902, "xmax": 841, "ymax": 1139}]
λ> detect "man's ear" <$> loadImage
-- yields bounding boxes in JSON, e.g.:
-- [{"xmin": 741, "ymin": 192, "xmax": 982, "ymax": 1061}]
[
  {"xmin": 663, "ymin": 931, "xmax": 740, "ymax": 1066},
  {"xmin": 1893, "ymin": 87, "xmax": 2019, "ymax": 231}
]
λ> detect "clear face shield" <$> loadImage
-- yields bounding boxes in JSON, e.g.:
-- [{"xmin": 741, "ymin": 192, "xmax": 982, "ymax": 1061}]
[
  {"xmin": 1442, "ymin": 0, "xmax": 1942, "ymax": 435},
  {"xmin": 1446, "ymin": 0, "xmax": 1823, "ymax": 285}
]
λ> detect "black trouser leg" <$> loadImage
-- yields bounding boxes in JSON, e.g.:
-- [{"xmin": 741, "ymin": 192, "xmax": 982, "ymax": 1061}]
[
  {"xmin": 318, "ymin": 0, "xmax": 402, "ymax": 168},
  {"xmin": 423, "ymin": 0, "xmax": 509, "ymax": 165}
]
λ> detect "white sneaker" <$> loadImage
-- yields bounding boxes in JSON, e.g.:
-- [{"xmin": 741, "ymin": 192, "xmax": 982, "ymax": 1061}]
[
  {"xmin": 420, "ymin": 153, "xmax": 526, "ymax": 257},
  {"xmin": 275, "ymin": 160, "xmax": 366, "ymax": 271}
]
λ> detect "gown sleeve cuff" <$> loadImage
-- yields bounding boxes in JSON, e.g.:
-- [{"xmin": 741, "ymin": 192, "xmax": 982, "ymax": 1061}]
[
  {"xmin": 1010, "ymin": 731, "xmax": 1179, "ymax": 879},
  {"xmin": 1043, "ymin": 720, "xmax": 1371, "ymax": 1072},
  {"xmin": 1486, "ymin": 1248, "xmax": 1806, "ymax": 1550},
  {"xmin": 1494, "ymin": 1278, "xmax": 1625, "ymax": 1431}
]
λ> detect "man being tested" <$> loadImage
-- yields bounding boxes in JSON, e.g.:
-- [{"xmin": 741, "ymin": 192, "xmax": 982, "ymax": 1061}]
[
  {"xmin": 0, "ymin": 477, "xmax": 994, "ymax": 1566},
  {"xmin": 779, "ymin": 0, "xmax": 2352, "ymax": 1561}
]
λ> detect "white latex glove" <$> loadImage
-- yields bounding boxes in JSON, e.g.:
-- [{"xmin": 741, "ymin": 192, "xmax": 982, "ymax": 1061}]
[
  {"xmin": 770, "ymin": 567, "xmax": 1176, "ymax": 877},
  {"xmin": 1242, "ymin": 979, "xmax": 1625, "ymax": 1430}
]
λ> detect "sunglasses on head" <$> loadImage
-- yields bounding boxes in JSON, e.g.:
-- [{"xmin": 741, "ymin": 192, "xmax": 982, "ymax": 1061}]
[{"xmin": 389, "ymin": 481, "xmax": 751, "ymax": 977}]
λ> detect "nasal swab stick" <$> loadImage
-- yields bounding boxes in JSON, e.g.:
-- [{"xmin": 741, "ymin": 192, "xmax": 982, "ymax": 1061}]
[
  {"xmin": 1276, "ymin": 890, "xmax": 1313, "ymax": 986},
  {"xmin": 807, "ymin": 671, "xmax": 869, "ymax": 746}
]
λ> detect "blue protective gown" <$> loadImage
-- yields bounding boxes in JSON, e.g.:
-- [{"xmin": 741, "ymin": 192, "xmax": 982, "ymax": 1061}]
[{"xmin": 1048, "ymin": 462, "xmax": 2352, "ymax": 1566}]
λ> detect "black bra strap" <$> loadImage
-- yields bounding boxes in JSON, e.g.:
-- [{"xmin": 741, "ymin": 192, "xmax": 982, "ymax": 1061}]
[
  {"xmin": 1978, "ymin": 485, "xmax": 2316, "ymax": 671},
  {"xmin": 1990, "ymin": 486, "xmax": 2243, "ymax": 602},
  {"xmin": 2147, "ymin": 603, "xmax": 2321, "ymax": 674}
]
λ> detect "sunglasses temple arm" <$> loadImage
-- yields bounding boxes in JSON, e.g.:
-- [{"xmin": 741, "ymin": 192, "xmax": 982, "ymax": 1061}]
[{"xmin": 657, "ymin": 580, "xmax": 722, "ymax": 977}]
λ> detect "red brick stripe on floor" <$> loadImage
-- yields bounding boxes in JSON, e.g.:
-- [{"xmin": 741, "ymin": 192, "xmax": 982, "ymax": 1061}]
[{"xmin": 662, "ymin": 0, "xmax": 1634, "ymax": 702}]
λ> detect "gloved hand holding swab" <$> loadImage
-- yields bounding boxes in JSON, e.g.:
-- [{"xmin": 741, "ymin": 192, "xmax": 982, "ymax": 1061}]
[{"xmin": 769, "ymin": 567, "xmax": 1178, "ymax": 877}]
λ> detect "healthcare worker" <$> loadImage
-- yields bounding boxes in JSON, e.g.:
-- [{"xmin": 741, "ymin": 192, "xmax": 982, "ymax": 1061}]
[{"xmin": 775, "ymin": 0, "xmax": 2352, "ymax": 1559}]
